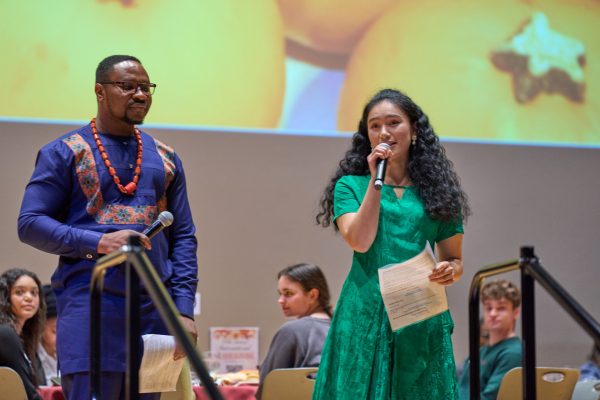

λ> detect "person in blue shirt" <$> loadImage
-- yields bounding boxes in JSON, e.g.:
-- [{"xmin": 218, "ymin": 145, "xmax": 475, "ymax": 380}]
[
  {"xmin": 458, "ymin": 280, "xmax": 522, "ymax": 400},
  {"xmin": 579, "ymin": 344, "xmax": 600, "ymax": 381},
  {"xmin": 18, "ymin": 55, "xmax": 199, "ymax": 400}
]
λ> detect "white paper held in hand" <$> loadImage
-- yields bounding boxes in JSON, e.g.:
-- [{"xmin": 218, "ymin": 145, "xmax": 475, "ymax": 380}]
[
  {"xmin": 139, "ymin": 334, "xmax": 185, "ymax": 393},
  {"xmin": 378, "ymin": 242, "xmax": 448, "ymax": 331}
]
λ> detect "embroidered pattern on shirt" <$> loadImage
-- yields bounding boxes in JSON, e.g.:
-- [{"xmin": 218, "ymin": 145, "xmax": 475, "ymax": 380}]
[
  {"xmin": 63, "ymin": 133, "xmax": 158, "ymax": 225},
  {"xmin": 153, "ymin": 137, "xmax": 176, "ymax": 212}
]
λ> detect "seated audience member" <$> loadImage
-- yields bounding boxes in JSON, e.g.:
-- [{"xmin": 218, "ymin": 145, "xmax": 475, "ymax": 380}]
[
  {"xmin": 36, "ymin": 284, "xmax": 59, "ymax": 386},
  {"xmin": 0, "ymin": 268, "xmax": 45, "ymax": 400},
  {"xmin": 579, "ymin": 344, "xmax": 600, "ymax": 381},
  {"xmin": 256, "ymin": 263, "xmax": 333, "ymax": 399},
  {"xmin": 458, "ymin": 279, "xmax": 522, "ymax": 400}
]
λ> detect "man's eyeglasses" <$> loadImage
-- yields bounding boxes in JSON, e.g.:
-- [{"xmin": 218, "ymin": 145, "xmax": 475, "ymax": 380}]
[{"xmin": 99, "ymin": 81, "xmax": 157, "ymax": 95}]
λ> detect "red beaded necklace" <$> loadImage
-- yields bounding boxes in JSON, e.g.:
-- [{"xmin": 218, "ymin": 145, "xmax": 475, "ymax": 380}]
[{"xmin": 91, "ymin": 118, "xmax": 142, "ymax": 195}]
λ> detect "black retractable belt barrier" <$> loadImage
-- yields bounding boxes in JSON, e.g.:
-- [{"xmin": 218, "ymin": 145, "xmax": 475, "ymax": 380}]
[
  {"xmin": 90, "ymin": 236, "xmax": 224, "ymax": 400},
  {"xmin": 468, "ymin": 246, "xmax": 600, "ymax": 400}
]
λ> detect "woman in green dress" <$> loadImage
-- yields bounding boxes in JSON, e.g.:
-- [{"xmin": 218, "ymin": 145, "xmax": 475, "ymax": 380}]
[{"xmin": 314, "ymin": 89, "xmax": 470, "ymax": 399}]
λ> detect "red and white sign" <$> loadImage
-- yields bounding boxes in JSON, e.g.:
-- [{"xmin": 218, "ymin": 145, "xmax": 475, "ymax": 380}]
[{"xmin": 209, "ymin": 327, "xmax": 259, "ymax": 373}]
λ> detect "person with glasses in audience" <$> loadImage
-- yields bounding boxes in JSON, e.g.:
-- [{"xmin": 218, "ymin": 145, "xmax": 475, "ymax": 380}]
[{"xmin": 18, "ymin": 55, "xmax": 199, "ymax": 400}]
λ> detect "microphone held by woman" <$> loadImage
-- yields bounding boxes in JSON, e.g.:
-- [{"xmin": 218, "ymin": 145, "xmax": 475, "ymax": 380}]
[{"xmin": 373, "ymin": 143, "xmax": 391, "ymax": 190}]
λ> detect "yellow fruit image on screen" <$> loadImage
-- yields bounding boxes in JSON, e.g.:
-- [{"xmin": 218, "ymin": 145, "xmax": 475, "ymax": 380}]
[
  {"xmin": 0, "ymin": 0, "xmax": 286, "ymax": 128},
  {"xmin": 276, "ymin": 0, "xmax": 396, "ymax": 55},
  {"xmin": 338, "ymin": 0, "xmax": 600, "ymax": 145}
]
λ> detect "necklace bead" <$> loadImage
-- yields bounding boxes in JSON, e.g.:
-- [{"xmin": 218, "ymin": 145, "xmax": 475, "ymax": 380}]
[{"xmin": 91, "ymin": 118, "xmax": 142, "ymax": 195}]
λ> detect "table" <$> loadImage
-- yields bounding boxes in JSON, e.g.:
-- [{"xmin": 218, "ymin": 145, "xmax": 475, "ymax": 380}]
[
  {"xmin": 194, "ymin": 386, "xmax": 257, "ymax": 400},
  {"xmin": 38, "ymin": 385, "xmax": 258, "ymax": 400}
]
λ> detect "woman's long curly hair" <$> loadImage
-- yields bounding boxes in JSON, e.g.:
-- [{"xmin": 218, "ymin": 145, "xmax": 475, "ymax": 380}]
[
  {"xmin": 316, "ymin": 88, "xmax": 470, "ymax": 229},
  {"xmin": 0, "ymin": 268, "xmax": 46, "ymax": 381}
]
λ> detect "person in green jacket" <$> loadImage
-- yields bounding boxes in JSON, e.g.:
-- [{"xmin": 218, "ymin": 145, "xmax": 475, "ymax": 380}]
[{"xmin": 459, "ymin": 279, "xmax": 522, "ymax": 400}]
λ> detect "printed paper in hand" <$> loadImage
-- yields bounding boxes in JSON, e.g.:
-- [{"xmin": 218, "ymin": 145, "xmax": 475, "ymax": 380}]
[
  {"xmin": 378, "ymin": 243, "xmax": 448, "ymax": 331},
  {"xmin": 139, "ymin": 334, "xmax": 185, "ymax": 393}
]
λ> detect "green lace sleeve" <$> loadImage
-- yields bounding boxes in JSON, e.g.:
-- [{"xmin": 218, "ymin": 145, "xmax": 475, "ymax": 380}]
[
  {"xmin": 436, "ymin": 216, "xmax": 464, "ymax": 243},
  {"xmin": 333, "ymin": 175, "xmax": 363, "ymax": 222}
]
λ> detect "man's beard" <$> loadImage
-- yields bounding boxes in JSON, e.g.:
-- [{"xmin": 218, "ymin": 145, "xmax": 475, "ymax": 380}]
[{"xmin": 123, "ymin": 114, "xmax": 145, "ymax": 125}]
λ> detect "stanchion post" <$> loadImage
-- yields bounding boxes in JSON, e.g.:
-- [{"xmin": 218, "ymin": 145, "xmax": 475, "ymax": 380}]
[
  {"xmin": 468, "ymin": 277, "xmax": 482, "ymax": 400},
  {"xmin": 126, "ymin": 236, "xmax": 142, "ymax": 400},
  {"xmin": 520, "ymin": 246, "xmax": 537, "ymax": 400},
  {"xmin": 90, "ymin": 271, "xmax": 103, "ymax": 400}
]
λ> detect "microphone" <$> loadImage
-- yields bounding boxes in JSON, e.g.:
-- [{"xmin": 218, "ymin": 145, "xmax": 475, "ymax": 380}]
[
  {"xmin": 143, "ymin": 211, "xmax": 174, "ymax": 239},
  {"xmin": 373, "ymin": 143, "xmax": 391, "ymax": 191}
]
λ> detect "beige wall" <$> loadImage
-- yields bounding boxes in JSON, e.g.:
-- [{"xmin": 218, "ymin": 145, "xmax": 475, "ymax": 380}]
[{"xmin": 1, "ymin": 120, "xmax": 598, "ymax": 368}]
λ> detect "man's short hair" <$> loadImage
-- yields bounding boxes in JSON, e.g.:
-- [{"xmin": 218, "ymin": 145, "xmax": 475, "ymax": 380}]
[
  {"xmin": 96, "ymin": 55, "xmax": 142, "ymax": 83},
  {"xmin": 481, "ymin": 279, "xmax": 521, "ymax": 308}
]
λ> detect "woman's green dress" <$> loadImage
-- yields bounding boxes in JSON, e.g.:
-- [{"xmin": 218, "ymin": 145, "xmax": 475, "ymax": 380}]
[{"xmin": 312, "ymin": 175, "xmax": 463, "ymax": 400}]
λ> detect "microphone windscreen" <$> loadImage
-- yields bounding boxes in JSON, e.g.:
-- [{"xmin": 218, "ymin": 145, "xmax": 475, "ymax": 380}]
[{"xmin": 157, "ymin": 211, "xmax": 174, "ymax": 227}]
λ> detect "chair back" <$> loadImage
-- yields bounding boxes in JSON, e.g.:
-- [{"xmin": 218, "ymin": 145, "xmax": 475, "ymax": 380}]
[
  {"xmin": 572, "ymin": 380, "xmax": 600, "ymax": 400},
  {"xmin": 0, "ymin": 366, "xmax": 27, "ymax": 400},
  {"xmin": 261, "ymin": 367, "xmax": 318, "ymax": 400},
  {"xmin": 496, "ymin": 367, "xmax": 579, "ymax": 400}
]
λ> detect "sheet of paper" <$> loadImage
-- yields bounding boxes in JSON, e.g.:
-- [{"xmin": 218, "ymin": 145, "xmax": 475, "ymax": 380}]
[
  {"xmin": 378, "ymin": 243, "xmax": 448, "ymax": 331},
  {"xmin": 139, "ymin": 334, "xmax": 185, "ymax": 393}
]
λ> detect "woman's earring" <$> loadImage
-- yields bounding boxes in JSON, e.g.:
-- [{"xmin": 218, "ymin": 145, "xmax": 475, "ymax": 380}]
[{"xmin": 411, "ymin": 135, "xmax": 417, "ymax": 146}]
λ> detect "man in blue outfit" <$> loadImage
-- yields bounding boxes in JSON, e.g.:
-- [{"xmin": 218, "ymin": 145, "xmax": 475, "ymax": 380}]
[
  {"xmin": 18, "ymin": 55, "xmax": 198, "ymax": 399},
  {"xmin": 458, "ymin": 280, "xmax": 522, "ymax": 400}
]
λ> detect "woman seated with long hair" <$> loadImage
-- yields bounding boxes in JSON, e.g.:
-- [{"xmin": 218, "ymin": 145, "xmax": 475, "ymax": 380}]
[
  {"xmin": 0, "ymin": 268, "xmax": 46, "ymax": 400},
  {"xmin": 256, "ymin": 263, "xmax": 333, "ymax": 399}
]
